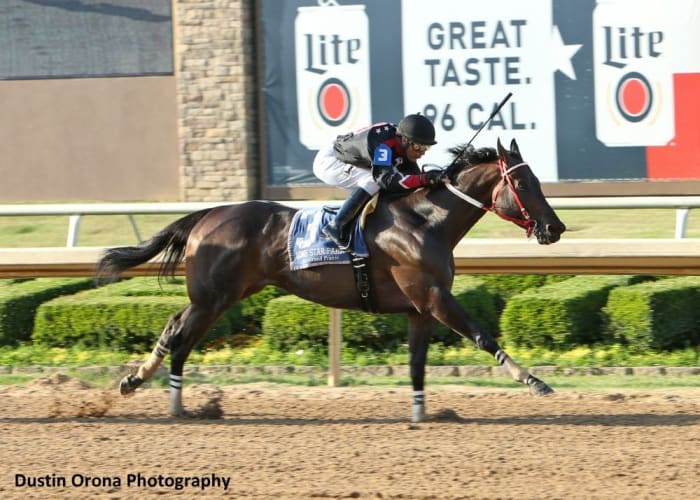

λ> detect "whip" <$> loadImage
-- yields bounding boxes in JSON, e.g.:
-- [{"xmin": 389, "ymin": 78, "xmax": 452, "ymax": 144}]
[
  {"xmin": 465, "ymin": 92, "xmax": 513, "ymax": 148},
  {"xmin": 443, "ymin": 92, "xmax": 513, "ymax": 174}
]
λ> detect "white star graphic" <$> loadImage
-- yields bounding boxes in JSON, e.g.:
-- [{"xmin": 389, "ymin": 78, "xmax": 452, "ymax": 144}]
[{"xmin": 551, "ymin": 26, "xmax": 582, "ymax": 80}]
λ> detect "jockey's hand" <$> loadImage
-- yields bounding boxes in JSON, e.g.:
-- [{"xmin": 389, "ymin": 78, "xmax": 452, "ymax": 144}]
[{"xmin": 422, "ymin": 170, "xmax": 447, "ymax": 187}]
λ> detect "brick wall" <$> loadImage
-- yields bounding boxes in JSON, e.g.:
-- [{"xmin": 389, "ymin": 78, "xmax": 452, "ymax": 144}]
[{"xmin": 174, "ymin": 0, "xmax": 258, "ymax": 201}]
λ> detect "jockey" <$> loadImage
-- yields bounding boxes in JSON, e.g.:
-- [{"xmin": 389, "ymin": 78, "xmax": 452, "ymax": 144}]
[{"xmin": 313, "ymin": 113, "xmax": 446, "ymax": 250}]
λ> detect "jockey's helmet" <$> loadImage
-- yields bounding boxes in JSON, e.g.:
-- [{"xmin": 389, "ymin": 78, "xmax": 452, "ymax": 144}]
[{"xmin": 396, "ymin": 114, "xmax": 437, "ymax": 145}]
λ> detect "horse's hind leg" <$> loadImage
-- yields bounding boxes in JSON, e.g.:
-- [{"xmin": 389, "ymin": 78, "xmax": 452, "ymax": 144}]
[
  {"xmin": 118, "ymin": 302, "xmax": 223, "ymax": 416},
  {"xmin": 119, "ymin": 309, "xmax": 185, "ymax": 396},
  {"xmin": 166, "ymin": 302, "xmax": 222, "ymax": 416}
]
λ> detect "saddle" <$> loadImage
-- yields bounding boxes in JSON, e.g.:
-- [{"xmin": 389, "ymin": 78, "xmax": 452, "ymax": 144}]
[
  {"xmin": 323, "ymin": 194, "xmax": 379, "ymax": 229},
  {"xmin": 287, "ymin": 195, "xmax": 378, "ymax": 312}
]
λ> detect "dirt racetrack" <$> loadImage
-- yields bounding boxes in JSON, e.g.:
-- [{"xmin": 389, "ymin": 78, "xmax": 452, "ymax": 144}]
[{"xmin": 1, "ymin": 375, "xmax": 698, "ymax": 499}]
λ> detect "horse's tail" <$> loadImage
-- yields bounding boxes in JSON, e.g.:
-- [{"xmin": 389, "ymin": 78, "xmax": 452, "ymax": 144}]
[{"xmin": 95, "ymin": 208, "xmax": 214, "ymax": 282}]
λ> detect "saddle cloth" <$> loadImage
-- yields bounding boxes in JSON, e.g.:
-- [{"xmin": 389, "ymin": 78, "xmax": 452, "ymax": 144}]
[{"xmin": 288, "ymin": 202, "xmax": 374, "ymax": 271}]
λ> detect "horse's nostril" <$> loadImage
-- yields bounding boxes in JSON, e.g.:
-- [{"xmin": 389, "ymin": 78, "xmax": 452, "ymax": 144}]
[{"xmin": 546, "ymin": 223, "xmax": 565, "ymax": 234}]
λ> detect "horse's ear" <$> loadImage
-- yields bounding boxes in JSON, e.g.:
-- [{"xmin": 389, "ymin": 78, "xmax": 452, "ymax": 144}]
[
  {"xmin": 510, "ymin": 138, "xmax": 520, "ymax": 157},
  {"xmin": 497, "ymin": 137, "xmax": 507, "ymax": 159}
]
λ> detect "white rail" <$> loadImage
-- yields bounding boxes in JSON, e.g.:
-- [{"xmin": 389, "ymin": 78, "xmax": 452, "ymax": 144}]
[{"xmin": 0, "ymin": 196, "xmax": 699, "ymax": 246}]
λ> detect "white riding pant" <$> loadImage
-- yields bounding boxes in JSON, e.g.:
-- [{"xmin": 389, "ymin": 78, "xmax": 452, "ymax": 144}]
[{"xmin": 313, "ymin": 146, "xmax": 381, "ymax": 195}]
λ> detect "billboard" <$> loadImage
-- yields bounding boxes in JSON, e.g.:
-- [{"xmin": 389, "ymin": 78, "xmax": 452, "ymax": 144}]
[{"xmin": 260, "ymin": 0, "xmax": 700, "ymax": 188}]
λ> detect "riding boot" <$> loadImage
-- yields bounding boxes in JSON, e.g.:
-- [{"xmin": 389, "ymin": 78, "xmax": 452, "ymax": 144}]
[{"xmin": 322, "ymin": 188, "xmax": 373, "ymax": 250}]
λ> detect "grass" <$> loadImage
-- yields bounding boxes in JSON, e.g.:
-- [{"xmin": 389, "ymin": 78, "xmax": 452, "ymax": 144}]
[
  {"xmin": 467, "ymin": 208, "xmax": 700, "ymax": 239},
  {"xmin": 0, "ymin": 214, "xmax": 179, "ymax": 247},
  {"xmin": 0, "ymin": 208, "xmax": 699, "ymax": 247}
]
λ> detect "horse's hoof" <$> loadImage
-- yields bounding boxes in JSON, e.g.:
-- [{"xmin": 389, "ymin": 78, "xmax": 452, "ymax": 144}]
[
  {"xmin": 119, "ymin": 374, "xmax": 142, "ymax": 396},
  {"xmin": 169, "ymin": 408, "xmax": 189, "ymax": 418},
  {"xmin": 412, "ymin": 404, "xmax": 427, "ymax": 423},
  {"xmin": 527, "ymin": 375, "xmax": 554, "ymax": 396}
]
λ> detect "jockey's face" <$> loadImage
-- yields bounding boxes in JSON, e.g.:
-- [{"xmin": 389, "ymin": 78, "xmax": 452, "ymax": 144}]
[{"xmin": 401, "ymin": 136, "xmax": 431, "ymax": 162}]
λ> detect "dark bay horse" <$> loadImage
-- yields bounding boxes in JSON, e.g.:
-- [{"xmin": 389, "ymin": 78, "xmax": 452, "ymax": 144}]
[{"xmin": 97, "ymin": 138, "xmax": 566, "ymax": 422}]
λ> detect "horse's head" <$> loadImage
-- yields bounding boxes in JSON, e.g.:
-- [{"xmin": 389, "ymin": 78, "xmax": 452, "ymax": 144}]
[
  {"xmin": 491, "ymin": 138, "xmax": 566, "ymax": 244},
  {"xmin": 444, "ymin": 138, "xmax": 565, "ymax": 244}
]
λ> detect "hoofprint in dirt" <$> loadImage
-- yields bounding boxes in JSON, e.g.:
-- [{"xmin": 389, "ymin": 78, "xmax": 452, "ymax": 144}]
[{"xmin": 0, "ymin": 378, "xmax": 698, "ymax": 499}]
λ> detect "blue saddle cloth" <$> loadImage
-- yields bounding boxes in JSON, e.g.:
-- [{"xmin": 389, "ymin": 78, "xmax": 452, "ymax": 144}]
[{"xmin": 288, "ymin": 208, "xmax": 369, "ymax": 271}]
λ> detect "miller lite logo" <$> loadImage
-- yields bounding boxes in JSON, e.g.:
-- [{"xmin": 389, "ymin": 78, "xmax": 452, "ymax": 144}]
[
  {"xmin": 295, "ymin": 2, "xmax": 372, "ymax": 150},
  {"xmin": 613, "ymin": 71, "xmax": 654, "ymax": 123},
  {"xmin": 593, "ymin": 1, "xmax": 675, "ymax": 146}
]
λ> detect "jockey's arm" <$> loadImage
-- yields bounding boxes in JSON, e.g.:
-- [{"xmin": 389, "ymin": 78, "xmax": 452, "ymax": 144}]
[{"xmin": 372, "ymin": 166, "xmax": 445, "ymax": 192}]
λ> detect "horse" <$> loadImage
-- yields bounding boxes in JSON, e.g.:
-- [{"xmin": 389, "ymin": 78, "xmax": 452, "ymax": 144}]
[{"xmin": 96, "ymin": 138, "xmax": 566, "ymax": 422}]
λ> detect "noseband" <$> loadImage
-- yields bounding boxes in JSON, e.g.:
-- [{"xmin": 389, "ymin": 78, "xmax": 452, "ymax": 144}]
[{"xmin": 445, "ymin": 158, "xmax": 535, "ymax": 236}]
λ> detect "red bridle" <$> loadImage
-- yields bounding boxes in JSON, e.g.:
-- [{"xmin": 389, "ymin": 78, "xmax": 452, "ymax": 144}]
[{"xmin": 445, "ymin": 158, "xmax": 535, "ymax": 236}]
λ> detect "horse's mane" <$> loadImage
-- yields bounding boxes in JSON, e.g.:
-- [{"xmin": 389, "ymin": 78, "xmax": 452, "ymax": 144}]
[
  {"xmin": 379, "ymin": 144, "xmax": 499, "ymax": 203},
  {"xmin": 444, "ymin": 144, "xmax": 498, "ymax": 180}
]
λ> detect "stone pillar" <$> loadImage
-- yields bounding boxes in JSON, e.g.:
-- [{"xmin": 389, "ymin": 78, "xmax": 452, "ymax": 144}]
[{"xmin": 173, "ymin": 0, "xmax": 258, "ymax": 201}]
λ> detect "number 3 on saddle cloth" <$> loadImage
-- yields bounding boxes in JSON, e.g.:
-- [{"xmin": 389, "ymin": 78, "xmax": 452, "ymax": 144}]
[{"xmin": 288, "ymin": 196, "xmax": 377, "ymax": 311}]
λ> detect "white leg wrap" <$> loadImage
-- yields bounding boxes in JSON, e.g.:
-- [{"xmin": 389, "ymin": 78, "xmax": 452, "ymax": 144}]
[
  {"xmin": 169, "ymin": 374, "xmax": 184, "ymax": 416},
  {"xmin": 412, "ymin": 404, "xmax": 426, "ymax": 423},
  {"xmin": 412, "ymin": 390, "xmax": 426, "ymax": 423},
  {"xmin": 496, "ymin": 350, "xmax": 530, "ymax": 383},
  {"xmin": 136, "ymin": 345, "xmax": 168, "ymax": 381}
]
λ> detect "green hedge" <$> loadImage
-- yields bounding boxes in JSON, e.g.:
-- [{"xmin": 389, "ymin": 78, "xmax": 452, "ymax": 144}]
[
  {"xmin": 604, "ymin": 276, "xmax": 700, "ymax": 351},
  {"xmin": 0, "ymin": 278, "xmax": 94, "ymax": 346},
  {"xmin": 477, "ymin": 274, "xmax": 572, "ymax": 312},
  {"xmin": 8, "ymin": 273, "xmax": 700, "ymax": 356},
  {"xmin": 499, "ymin": 275, "xmax": 645, "ymax": 349},
  {"xmin": 83, "ymin": 278, "xmax": 284, "ymax": 329},
  {"xmin": 85, "ymin": 277, "xmax": 188, "ymax": 297},
  {"xmin": 261, "ymin": 276, "xmax": 499, "ymax": 351},
  {"xmin": 261, "ymin": 295, "xmax": 406, "ymax": 352},
  {"xmin": 433, "ymin": 276, "xmax": 499, "ymax": 343},
  {"xmin": 239, "ymin": 285, "xmax": 288, "ymax": 331},
  {"xmin": 32, "ymin": 278, "xmax": 244, "ymax": 352}
]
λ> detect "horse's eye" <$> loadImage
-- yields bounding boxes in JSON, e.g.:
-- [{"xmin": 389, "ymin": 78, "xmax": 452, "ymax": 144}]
[{"xmin": 515, "ymin": 180, "xmax": 527, "ymax": 191}]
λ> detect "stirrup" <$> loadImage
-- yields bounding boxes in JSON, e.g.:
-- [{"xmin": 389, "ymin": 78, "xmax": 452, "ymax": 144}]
[{"xmin": 322, "ymin": 224, "xmax": 351, "ymax": 251}]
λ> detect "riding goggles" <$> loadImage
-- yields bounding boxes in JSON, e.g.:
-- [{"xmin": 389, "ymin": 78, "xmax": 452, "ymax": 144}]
[{"xmin": 410, "ymin": 142, "xmax": 431, "ymax": 152}]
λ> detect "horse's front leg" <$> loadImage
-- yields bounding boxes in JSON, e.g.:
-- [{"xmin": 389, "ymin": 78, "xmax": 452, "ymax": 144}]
[
  {"xmin": 428, "ymin": 286, "xmax": 554, "ymax": 396},
  {"xmin": 407, "ymin": 312, "xmax": 435, "ymax": 423}
]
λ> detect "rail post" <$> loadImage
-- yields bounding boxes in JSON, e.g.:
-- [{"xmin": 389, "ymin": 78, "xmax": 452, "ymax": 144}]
[
  {"xmin": 66, "ymin": 215, "xmax": 81, "ymax": 247},
  {"xmin": 328, "ymin": 308, "xmax": 342, "ymax": 387},
  {"xmin": 675, "ymin": 208, "xmax": 690, "ymax": 239}
]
